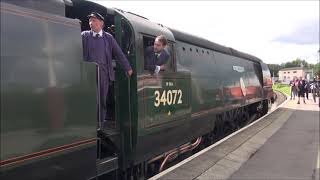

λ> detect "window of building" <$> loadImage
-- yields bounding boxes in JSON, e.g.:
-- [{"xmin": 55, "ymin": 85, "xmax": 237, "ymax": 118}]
[
  {"xmin": 284, "ymin": 72, "xmax": 286, "ymax": 74},
  {"xmin": 293, "ymin": 71, "xmax": 297, "ymax": 73}
]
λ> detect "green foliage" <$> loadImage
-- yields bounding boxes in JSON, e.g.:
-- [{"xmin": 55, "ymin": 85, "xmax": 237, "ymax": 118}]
[
  {"xmin": 272, "ymin": 83, "xmax": 291, "ymax": 96},
  {"xmin": 313, "ymin": 63, "xmax": 320, "ymax": 76},
  {"xmin": 267, "ymin": 64, "xmax": 282, "ymax": 77},
  {"xmin": 281, "ymin": 58, "xmax": 309, "ymax": 68}
]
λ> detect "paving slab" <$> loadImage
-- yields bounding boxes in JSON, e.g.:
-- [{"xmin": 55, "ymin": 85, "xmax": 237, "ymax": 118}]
[{"xmin": 230, "ymin": 97, "xmax": 319, "ymax": 180}]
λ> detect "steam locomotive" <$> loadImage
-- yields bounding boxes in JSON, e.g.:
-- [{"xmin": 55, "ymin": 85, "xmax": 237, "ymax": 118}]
[{"xmin": 0, "ymin": 0, "xmax": 273, "ymax": 179}]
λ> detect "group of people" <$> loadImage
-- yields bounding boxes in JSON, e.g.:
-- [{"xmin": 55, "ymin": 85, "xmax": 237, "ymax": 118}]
[
  {"xmin": 81, "ymin": 12, "xmax": 169, "ymax": 125},
  {"xmin": 289, "ymin": 76, "xmax": 320, "ymax": 105}
]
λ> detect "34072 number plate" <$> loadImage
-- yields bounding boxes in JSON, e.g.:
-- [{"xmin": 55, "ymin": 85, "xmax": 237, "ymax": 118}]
[{"xmin": 154, "ymin": 89, "xmax": 182, "ymax": 107}]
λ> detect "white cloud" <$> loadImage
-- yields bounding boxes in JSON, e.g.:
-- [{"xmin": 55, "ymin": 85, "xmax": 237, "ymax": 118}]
[
  {"xmin": 273, "ymin": 18, "xmax": 319, "ymax": 45},
  {"xmin": 95, "ymin": 0, "xmax": 319, "ymax": 64}
]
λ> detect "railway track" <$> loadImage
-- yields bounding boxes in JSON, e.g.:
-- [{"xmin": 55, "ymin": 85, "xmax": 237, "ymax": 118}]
[{"xmin": 271, "ymin": 90, "xmax": 287, "ymax": 111}]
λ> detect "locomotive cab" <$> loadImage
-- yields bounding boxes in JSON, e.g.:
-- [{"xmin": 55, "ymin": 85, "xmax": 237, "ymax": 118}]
[
  {"xmin": 66, "ymin": 0, "xmax": 133, "ymax": 130},
  {"xmin": 65, "ymin": 0, "xmax": 137, "ymax": 175}
]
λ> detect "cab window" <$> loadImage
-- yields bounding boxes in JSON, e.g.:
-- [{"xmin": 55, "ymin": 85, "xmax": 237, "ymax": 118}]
[{"xmin": 142, "ymin": 36, "xmax": 174, "ymax": 74}]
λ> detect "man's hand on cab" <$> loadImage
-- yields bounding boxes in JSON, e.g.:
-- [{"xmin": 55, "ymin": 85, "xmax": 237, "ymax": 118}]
[
  {"xmin": 127, "ymin": 69, "xmax": 133, "ymax": 76},
  {"xmin": 160, "ymin": 65, "xmax": 166, "ymax": 71}
]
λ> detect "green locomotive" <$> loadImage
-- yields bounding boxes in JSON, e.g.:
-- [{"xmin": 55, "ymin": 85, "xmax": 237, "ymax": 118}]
[{"xmin": 0, "ymin": 0, "xmax": 273, "ymax": 179}]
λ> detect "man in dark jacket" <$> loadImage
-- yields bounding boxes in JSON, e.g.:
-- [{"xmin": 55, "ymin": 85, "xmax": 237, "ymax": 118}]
[
  {"xmin": 297, "ymin": 76, "xmax": 306, "ymax": 104},
  {"xmin": 304, "ymin": 80, "xmax": 310, "ymax": 100},
  {"xmin": 81, "ymin": 12, "xmax": 133, "ymax": 124},
  {"xmin": 310, "ymin": 77, "xmax": 318, "ymax": 103},
  {"xmin": 144, "ymin": 35, "xmax": 170, "ymax": 75}
]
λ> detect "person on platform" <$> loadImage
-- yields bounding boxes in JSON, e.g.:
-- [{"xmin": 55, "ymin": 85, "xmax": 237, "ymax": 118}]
[
  {"xmin": 310, "ymin": 77, "xmax": 319, "ymax": 103},
  {"xmin": 297, "ymin": 76, "xmax": 306, "ymax": 104},
  {"xmin": 304, "ymin": 80, "xmax": 310, "ymax": 100},
  {"xmin": 289, "ymin": 77, "xmax": 298, "ymax": 100}
]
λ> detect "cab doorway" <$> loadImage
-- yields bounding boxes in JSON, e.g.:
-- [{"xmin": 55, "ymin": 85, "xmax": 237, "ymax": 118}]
[{"xmin": 65, "ymin": 1, "xmax": 118, "ymax": 131}]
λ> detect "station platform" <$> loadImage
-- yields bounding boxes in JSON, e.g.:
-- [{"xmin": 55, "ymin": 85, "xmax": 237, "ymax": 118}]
[{"xmin": 151, "ymin": 95, "xmax": 319, "ymax": 180}]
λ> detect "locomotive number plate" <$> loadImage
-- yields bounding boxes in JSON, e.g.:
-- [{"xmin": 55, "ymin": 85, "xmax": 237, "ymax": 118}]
[{"xmin": 154, "ymin": 89, "xmax": 183, "ymax": 107}]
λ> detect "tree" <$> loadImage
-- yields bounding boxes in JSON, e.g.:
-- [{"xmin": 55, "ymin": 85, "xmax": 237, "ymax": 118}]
[
  {"xmin": 282, "ymin": 58, "xmax": 309, "ymax": 68},
  {"xmin": 267, "ymin": 64, "xmax": 283, "ymax": 77},
  {"xmin": 313, "ymin": 63, "xmax": 320, "ymax": 77}
]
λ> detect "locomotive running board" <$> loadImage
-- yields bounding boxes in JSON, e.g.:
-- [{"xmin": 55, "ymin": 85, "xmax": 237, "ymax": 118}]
[{"xmin": 97, "ymin": 156, "xmax": 118, "ymax": 176}]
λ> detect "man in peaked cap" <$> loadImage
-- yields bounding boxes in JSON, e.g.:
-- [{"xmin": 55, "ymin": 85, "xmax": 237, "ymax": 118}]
[{"xmin": 81, "ymin": 12, "xmax": 133, "ymax": 126}]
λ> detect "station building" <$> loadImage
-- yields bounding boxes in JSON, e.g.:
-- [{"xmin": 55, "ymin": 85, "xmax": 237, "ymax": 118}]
[{"xmin": 278, "ymin": 66, "xmax": 313, "ymax": 83}]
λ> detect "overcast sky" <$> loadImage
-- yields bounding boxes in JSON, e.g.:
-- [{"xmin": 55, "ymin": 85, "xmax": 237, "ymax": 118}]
[{"xmin": 95, "ymin": 1, "xmax": 319, "ymax": 65}]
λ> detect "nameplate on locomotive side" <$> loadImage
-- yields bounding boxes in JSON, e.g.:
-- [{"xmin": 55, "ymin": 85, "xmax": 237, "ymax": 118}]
[{"xmin": 233, "ymin": 66, "xmax": 245, "ymax": 73}]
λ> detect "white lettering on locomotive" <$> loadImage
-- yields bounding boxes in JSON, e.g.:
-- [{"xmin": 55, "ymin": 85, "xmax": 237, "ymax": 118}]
[{"xmin": 154, "ymin": 89, "xmax": 183, "ymax": 107}]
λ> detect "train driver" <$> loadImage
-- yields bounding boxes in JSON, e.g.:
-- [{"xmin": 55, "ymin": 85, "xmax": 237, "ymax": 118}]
[{"xmin": 144, "ymin": 35, "xmax": 170, "ymax": 75}]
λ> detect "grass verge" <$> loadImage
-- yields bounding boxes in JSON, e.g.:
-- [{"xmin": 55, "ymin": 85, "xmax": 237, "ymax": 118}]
[{"xmin": 272, "ymin": 83, "xmax": 291, "ymax": 96}]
